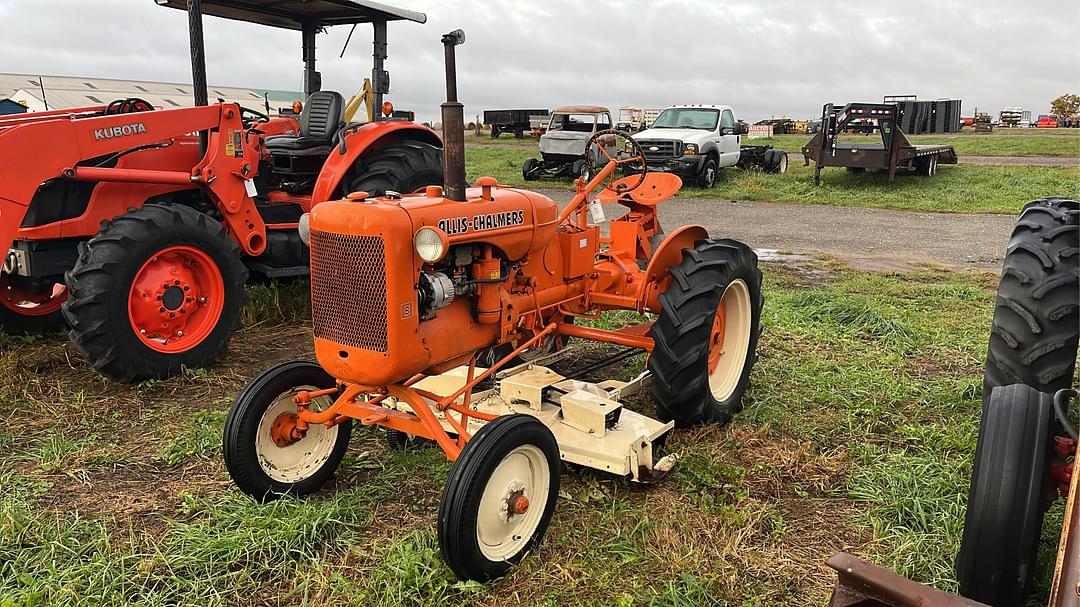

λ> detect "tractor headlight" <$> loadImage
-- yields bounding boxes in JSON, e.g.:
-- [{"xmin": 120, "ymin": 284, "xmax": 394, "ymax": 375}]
[
  {"xmin": 298, "ymin": 213, "xmax": 311, "ymax": 245},
  {"xmin": 414, "ymin": 226, "xmax": 449, "ymax": 263},
  {"xmin": 683, "ymin": 143, "xmax": 699, "ymax": 156}
]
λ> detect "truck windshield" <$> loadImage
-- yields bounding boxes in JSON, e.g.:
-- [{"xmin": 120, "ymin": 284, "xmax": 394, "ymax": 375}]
[
  {"xmin": 548, "ymin": 113, "xmax": 597, "ymax": 132},
  {"xmin": 652, "ymin": 108, "xmax": 720, "ymax": 130}
]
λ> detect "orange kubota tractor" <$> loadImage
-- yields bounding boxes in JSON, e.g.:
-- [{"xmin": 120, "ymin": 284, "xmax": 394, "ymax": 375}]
[
  {"xmin": 0, "ymin": 0, "xmax": 442, "ymax": 381},
  {"xmin": 222, "ymin": 30, "xmax": 764, "ymax": 581}
]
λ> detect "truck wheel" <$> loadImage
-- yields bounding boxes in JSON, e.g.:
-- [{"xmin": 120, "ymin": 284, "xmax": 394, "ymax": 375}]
[
  {"xmin": 648, "ymin": 239, "xmax": 763, "ymax": 426},
  {"xmin": 438, "ymin": 415, "xmax": 560, "ymax": 581},
  {"xmin": 0, "ymin": 277, "xmax": 66, "ymax": 335},
  {"xmin": 764, "ymin": 151, "xmax": 788, "ymax": 174},
  {"xmin": 956, "ymin": 384, "xmax": 1053, "ymax": 607},
  {"xmin": 346, "ymin": 141, "xmax": 444, "ymax": 196},
  {"xmin": 984, "ymin": 197, "xmax": 1079, "ymax": 410},
  {"xmin": 223, "ymin": 360, "xmax": 352, "ymax": 501},
  {"xmin": 522, "ymin": 157, "xmax": 540, "ymax": 181},
  {"xmin": 62, "ymin": 204, "xmax": 247, "ymax": 382},
  {"xmin": 571, "ymin": 159, "xmax": 588, "ymax": 182},
  {"xmin": 697, "ymin": 157, "xmax": 718, "ymax": 188}
]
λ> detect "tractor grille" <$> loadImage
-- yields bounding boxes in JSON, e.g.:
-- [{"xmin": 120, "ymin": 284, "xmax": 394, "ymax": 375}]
[
  {"xmin": 639, "ymin": 140, "xmax": 680, "ymax": 161},
  {"xmin": 309, "ymin": 230, "xmax": 388, "ymax": 352}
]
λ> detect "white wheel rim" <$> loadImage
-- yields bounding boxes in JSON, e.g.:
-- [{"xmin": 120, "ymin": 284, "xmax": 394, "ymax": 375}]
[
  {"xmin": 778, "ymin": 154, "xmax": 788, "ymax": 173},
  {"xmin": 255, "ymin": 387, "xmax": 338, "ymax": 483},
  {"xmin": 475, "ymin": 444, "xmax": 550, "ymax": 561},
  {"xmin": 707, "ymin": 279, "xmax": 753, "ymax": 401}
]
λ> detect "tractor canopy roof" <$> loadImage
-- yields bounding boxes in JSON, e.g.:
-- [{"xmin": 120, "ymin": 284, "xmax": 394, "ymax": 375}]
[{"xmin": 154, "ymin": 0, "xmax": 426, "ymax": 29}]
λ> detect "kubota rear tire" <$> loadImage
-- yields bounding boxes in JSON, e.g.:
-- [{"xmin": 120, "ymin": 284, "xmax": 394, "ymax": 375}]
[
  {"xmin": 956, "ymin": 384, "xmax": 1054, "ymax": 607},
  {"xmin": 648, "ymin": 239, "xmax": 763, "ymax": 427},
  {"xmin": 983, "ymin": 197, "xmax": 1079, "ymax": 410},
  {"xmin": 62, "ymin": 204, "xmax": 247, "ymax": 382},
  {"xmin": 345, "ymin": 141, "xmax": 444, "ymax": 197}
]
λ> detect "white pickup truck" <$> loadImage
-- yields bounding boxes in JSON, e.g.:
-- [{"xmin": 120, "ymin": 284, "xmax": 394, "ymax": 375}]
[{"xmin": 631, "ymin": 105, "xmax": 787, "ymax": 187}]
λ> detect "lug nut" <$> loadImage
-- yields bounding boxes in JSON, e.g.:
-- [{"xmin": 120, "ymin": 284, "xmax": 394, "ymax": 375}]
[{"xmin": 177, "ymin": 330, "xmax": 184, "ymax": 337}]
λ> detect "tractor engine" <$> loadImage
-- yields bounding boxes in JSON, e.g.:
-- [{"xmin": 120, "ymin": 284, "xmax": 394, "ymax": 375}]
[{"xmin": 305, "ymin": 183, "xmax": 563, "ymax": 387}]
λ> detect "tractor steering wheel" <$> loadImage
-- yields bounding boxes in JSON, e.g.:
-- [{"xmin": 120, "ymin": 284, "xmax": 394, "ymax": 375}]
[
  {"xmin": 582, "ymin": 129, "xmax": 648, "ymax": 195},
  {"xmin": 240, "ymin": 106, "xmax": 271, "ymax": 128}
]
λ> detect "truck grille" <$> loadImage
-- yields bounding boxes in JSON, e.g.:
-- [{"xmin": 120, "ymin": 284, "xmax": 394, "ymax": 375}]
[
  {"xmin": 309, "ymin": 230, "xmax": 388, "ymax": 352},
  {"xmin": 638, "ymin": 140, "xmax": 680, "ymax": 161}
]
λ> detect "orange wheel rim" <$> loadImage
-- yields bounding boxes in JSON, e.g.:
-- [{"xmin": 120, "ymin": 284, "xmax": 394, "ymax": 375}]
[
  {"xmin": 127, "ymin": 245, "xmax": 224, "ymax": 354},
  {"xmin": 0, "ymin": 276, "xmax": 66, "ymax": 317},
  {"xmin": 707, "ymin": 304, "xmax": 727, "ymax": 374}
]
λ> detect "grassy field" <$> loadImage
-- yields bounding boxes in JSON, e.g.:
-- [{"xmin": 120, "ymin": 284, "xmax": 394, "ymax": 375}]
[
  {"xmin": 1, "ymin": 260, "xmax": 1069, "ymax": 606},
  {"xmin": 465, "ymin": 141, "xmax": 1079, "ymax": 214},
  {"xmin": 746, "ymin": 130, "xmax": 1080, "ymax": 157}
]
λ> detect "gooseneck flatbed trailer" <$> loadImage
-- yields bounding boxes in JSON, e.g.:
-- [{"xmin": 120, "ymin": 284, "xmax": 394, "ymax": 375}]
[{"xmin": 802, "ymin": 102, "xmax": 957, "ymax": 184}]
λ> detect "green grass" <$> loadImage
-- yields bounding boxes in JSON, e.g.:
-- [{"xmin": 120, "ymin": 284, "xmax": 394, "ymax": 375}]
[
  {"xmin": 748, "ymin": 129, "xmax": 1080, "ymax": 157},
  {"xmin": 465, "ymin": 142, "xmax": 1079, "ymax": 214},
  {"xmin": 2, "ymin": 260, "xmax": 1048, "ymax": 605}
]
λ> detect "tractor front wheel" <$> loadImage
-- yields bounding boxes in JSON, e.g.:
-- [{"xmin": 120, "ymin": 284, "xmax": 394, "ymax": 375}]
[
  {"xmin": 648, "ymin": 239, "xmax": 763, "ymax": 426},
  {"xmin": 223, "ymin": 361, "xmax": 352, "ymax": 501},
  {"xmin": 0, "ymin": 276, "xmax": 66, "ymax": 335},
  {"xmin": 438, "ymin": 415, "xmax": 560, "ymax": 581},
  {"xmin": 62, "ymin": 204, "xmax": 247, "ymax": 382}
]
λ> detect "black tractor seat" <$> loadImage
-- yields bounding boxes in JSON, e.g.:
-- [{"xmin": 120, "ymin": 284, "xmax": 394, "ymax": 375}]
[{"xmin": 266, "ymin": 91, "xmax": 345, "ymax": 174}]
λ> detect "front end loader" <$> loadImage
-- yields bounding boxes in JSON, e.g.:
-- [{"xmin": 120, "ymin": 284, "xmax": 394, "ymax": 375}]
[
  {"xmin": 0, "ymin": 0, "xmax": 443, "ymax": 382},
  {"xmin": 221, "ymin": 29, "xmax": 765, "ymax": 581}
]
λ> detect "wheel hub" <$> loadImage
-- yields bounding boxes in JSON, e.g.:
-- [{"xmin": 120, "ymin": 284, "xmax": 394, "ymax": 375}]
[
  {"xmin": 127, "ymin": 245, "xmax": 224, "ymax": 353},
  {"xmin": 270, "ymin": 412, "xmax": 304, "ymax": 447}
]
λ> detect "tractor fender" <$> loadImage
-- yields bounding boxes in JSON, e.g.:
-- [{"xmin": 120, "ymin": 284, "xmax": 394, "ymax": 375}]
[
  {"xmin": 311, "ymin": 122, "xmax": 442, "ymax": 204},
  {"xmin": 638, "ymin": 224, "xmax": 710, "ymax": 311}
]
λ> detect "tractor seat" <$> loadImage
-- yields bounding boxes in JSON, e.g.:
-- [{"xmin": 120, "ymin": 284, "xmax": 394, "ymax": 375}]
[{"xmin": 265, "ymin": 91, "xmax": 345, "ymax": 174}]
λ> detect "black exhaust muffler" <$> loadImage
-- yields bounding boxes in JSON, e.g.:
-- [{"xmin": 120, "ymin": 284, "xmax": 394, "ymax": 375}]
[{"xmin": 440, "ymin": 29, "xmax": 467, "ymax": 202}]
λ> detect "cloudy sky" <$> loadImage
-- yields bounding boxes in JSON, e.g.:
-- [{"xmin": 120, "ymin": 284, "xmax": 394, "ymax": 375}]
[{"xmin": 1, "ymin": 0, "xmax": 1077, "ymax": 122}]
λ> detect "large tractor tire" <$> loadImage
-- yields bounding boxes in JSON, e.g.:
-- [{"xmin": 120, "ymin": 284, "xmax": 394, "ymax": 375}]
[
  {"xmin": 956, "ymin": 384, "xmax": 1054, "ymax": 607},
  {"xmin": 984, "ymin": 197, "xmax": 1079, "ymax": 410},
  {"xmin": 0, "ymin": 276, "xmax": 66, "ymax": 335},
  {"xmin": 345, "ymin": 141, "xmax": 444, "ymax": 196},
  {"xmin": 648, "ymin": 239, "xmax": 763, "ymax": 427},
  {"xmin": 62, "ymin": 204, "xmax": 247, "ymax": 382}
]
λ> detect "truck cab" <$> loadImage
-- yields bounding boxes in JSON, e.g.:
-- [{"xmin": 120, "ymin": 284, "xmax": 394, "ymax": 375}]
[{"xmin": 631, "ymin": 105, "xmax": 746, "ymax": 187}]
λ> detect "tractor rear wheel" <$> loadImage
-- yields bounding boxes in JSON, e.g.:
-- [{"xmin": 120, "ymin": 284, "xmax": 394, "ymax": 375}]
[
  {"xmin": 0, "ymin": 276, "xmax": 66, "ymax": 335},
  {"xmin": 648, "ymin": 239, "xmax": 763, "ymax": 426},
  {"xmin": 223, "ymin": 360, "xmax": 352, "ymax": 501},
  {"xmin": 62, "ymin": 204, "xmax": 247, "ymax": 382},
  {"xmin": 956, "ymin": 384, "xmax": 1054, "ymax": 607},
  {"xmin": 438, "ymin": 415, "xmax": 560, "ymax": 581},
  {"xmin": 345, "ymin": 141, "xmax": 443, "ymax": 197},
  {"xmin": 984, "ymin": 197, "xmax": 1079, "ymax": 410}
]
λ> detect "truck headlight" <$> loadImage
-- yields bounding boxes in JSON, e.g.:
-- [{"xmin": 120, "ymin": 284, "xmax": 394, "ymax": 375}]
[
  {"xmin": 298, "ymin": 213, "xmax": 311, "ymax": 245},
  {"xmin": 414, "ymin": 226, "xmax": 449, "ymax": 263},
  {"xmin": 683, "ymin": 143, "xmax": 699, "ymax": 156}
]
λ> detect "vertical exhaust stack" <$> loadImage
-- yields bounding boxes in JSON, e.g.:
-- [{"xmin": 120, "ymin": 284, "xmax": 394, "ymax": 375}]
[{"xmin": 441, "ymin": 29, "xmax": 467, "ymax": 202}]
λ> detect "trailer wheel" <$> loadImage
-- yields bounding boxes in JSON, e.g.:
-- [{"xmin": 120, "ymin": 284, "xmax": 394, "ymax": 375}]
[
  {"xmin": 345, "ymin": 141, "xmax": 444, "ymax": 197},
  {"xmin": 62, "ymin": 204, "xmax": 247, "ymax": 382},
  {"xmin": 0, "ymin": 277, "xmax": 66, "ymax": 335},
  {"xmin": 648, "ymin": 239, "xmax": 763, "ymax": 426},
  {"xmin": 914, "ymin": 155, "xmax": 939, "ymax": 177},
  {"xmin": 438, "ymin": 415, "xmax": 560, "ymax": 581},
  {"xmin": 764, "ymin": 151, "xmax": 788, "ymax": 174},
  {"xmin": 223, "ymin": 361, "xmax": 352, "ymax": 501},
  {"xmin": 697, "ymin": 157, "xmax": 718, "ymax": 188},
  {"xmin": 984, "ymin": 197, "xmax": 1079, "ymax": 409},
  {"xmin": 522, "ymin": 157, "xmax": 540, "ymax": 181},
  {"xmin": 956, "ymin": 384, "xmax": 1054, "ymax": 607}
]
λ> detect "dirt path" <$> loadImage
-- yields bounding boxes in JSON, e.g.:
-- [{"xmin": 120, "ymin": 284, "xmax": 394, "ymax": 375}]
[{"xmin": 543, "ymin": 190, "xmax": 1015, "ymax": 271}]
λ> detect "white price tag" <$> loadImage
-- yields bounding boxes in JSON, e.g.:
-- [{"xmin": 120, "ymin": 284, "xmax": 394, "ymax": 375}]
[
  {"xmin": 588, "ymin": 198, "xmax": 605, "ymax": 224},
  {"xmin": 243, "ymin": 178, "xmax": 258, "ymax": 198}
]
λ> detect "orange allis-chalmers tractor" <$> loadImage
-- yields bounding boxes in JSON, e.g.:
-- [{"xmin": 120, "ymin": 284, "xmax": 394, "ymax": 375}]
[
  {"xmin": 223, "ymin": 30, "xmax": 764, "ymax": 581},
  {"xmin": 0, "ymin": 0, "xmax": 442, "ymax": 381}
]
